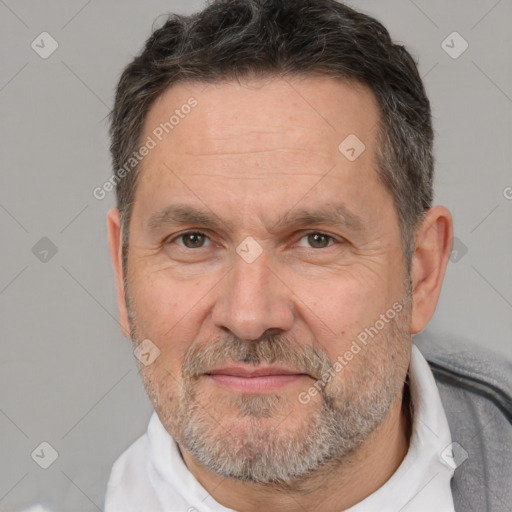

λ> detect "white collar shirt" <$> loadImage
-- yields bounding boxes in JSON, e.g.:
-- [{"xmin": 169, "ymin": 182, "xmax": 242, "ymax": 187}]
[{"xmin": 105, "ymin": 344, "xmax": 456, "ymax": 512}]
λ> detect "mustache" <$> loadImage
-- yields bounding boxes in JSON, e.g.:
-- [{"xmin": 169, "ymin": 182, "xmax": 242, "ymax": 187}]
[{"xmin": 182, "ymin": 333, "xmax": 332, "ymax": 381}]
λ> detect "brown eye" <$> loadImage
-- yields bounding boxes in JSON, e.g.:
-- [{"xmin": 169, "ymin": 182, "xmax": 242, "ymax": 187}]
[
  {"xmin": 303, "ymin": 232, "xmax": 334, "ymax": 249},
  {"xmin": 179, "ymin": 232, "xmax": 209, "ymax": 248}
]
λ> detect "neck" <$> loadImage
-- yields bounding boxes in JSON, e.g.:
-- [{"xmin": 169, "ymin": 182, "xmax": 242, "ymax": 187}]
[{"xmin": 180, "ymin": 386, "xmax": 412, "ymax": 512}]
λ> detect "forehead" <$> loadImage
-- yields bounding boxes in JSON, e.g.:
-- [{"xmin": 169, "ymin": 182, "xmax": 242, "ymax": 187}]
[
  {"xmin": 132, "ymin": 76, "xmax": 387, "ymax": 229},
  {"xmin": 143, "ymin": 76, "xmax": 379, "ymax": 159}
]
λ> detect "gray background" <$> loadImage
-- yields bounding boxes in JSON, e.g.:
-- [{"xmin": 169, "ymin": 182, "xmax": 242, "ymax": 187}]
[{"xmin": 1, "ymin": 0, "xmax": 511, "ymax": 510}]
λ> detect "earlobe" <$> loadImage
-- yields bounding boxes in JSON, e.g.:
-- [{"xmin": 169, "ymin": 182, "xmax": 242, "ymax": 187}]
[
  {"xmin": 107, "ymin": 207, "xmax": 131, "ymax": 339},
  {"xmin": 409, "ymin": 206, "xmax": 453, "ymax": 334}
]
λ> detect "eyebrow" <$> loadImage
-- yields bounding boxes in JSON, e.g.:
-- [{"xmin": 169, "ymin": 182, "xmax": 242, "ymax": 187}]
[
  {"xmin": 147, "ymin": 203, "xmax": 365, "ymax": 235},
  {"xmin": 148, "ymin": 205, "xmax": 226, "ymax": 233},
  {"xmin": 270, "ymin": 204, "xmax": 365, "ymax": 233}
]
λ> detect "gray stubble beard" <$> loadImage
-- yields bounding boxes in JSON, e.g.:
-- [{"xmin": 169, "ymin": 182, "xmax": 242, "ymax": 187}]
[{"xmin": 131, "ymin": 301, "xmax": 411, "ymax": 487}]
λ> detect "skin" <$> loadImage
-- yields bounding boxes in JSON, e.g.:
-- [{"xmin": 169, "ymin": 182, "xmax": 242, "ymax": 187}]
[{"xmin": 107, "ymin": 76, "xmax": 453, "ymax": 511}]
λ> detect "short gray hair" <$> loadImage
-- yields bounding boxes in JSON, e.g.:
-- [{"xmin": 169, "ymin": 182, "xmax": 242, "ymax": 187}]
[{"xmin": 109, "ymin": 0, "xmax": 434, "ymax": 274}]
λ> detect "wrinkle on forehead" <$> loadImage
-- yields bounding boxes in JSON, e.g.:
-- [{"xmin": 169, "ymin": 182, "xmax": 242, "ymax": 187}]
[
  {"xmin": 133, "ymin": 76, "xmax": 385, "ymax": 237},
  {"xmin": 141, "ymin": 76, "xmax": 379, "ymax": 170}
]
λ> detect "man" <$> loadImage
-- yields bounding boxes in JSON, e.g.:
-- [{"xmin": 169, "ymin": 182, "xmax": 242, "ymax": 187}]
[{"xmin": 104, "ymin": 0, "xmax": 512, "ymax": 510}]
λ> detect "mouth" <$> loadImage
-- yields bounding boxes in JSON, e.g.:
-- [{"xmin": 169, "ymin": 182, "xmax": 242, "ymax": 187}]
[{"xmin": 204, "ymin": 365, "xmax": 310, "ymax": 393}]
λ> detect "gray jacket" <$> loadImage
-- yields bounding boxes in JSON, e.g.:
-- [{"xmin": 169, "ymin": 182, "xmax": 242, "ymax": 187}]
[{"xmin": 414, "ymin": 333, "xmax": 512, "ymax": 512}]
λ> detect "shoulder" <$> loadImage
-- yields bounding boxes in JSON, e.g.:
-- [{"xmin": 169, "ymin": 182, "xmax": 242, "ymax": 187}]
[
  {"xmin": 104, "ymin": 432, "xmax": 162, "ymax": 512},
  {"xmin": 413, "ymin": 332, "xmax": 512, "ymax": 512},
  {"xmin": 413, "ymin": 332, "xmax": 512, "ymax": 424}
]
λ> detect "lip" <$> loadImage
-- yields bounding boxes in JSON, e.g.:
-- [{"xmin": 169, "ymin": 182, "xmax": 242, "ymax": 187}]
[
  {"xmin": 207, "ymin": 365, "xmax": 304, "ymax": 377},
  {"xmin": 204, "ymin": 365, "xmax": 308, "ymax": 393}
]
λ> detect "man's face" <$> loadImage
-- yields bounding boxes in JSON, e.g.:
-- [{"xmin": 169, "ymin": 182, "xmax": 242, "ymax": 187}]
[{"xmin": 121, "ymin": 76, "xmax": 412, "ymax": 483}]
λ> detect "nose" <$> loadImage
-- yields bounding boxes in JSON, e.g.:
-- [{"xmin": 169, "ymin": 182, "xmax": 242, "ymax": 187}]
[{"xmin": 211, "ymin": 252, "xmax": 294, "ymax": 341}]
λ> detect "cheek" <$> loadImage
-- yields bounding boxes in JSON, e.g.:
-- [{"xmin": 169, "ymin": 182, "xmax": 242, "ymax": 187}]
[
  {"xmin": 296, "ymin": 274, "xmax": 371, "ymax": 321},
  {"xmin": 291, "ymin": 269, "xmax": 401, "ymax": 355},
  {"xmin": 139, "ymin": 362, "xmax": 182, "ymax": 416},
  {"xmin": 127, "ymin": 274, "xmax": 205, "ymax": 369},
  {"xmin": 130, "ymin": 271, "xmax": 201, "ymax": 329}
]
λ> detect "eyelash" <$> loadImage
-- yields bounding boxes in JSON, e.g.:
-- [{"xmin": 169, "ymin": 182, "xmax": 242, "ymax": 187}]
[{"xmin": 168, "ymin": 231, "xmax": 341, "ymax": 249}]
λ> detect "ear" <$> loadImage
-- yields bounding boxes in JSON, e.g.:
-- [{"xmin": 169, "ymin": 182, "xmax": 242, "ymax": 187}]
[
  {"xmin": 107, "ymin": 207, "xmax": 131, "ymax": 339},
  {"xmin": 409, "ymin": 206, "xmax": 453, "ymax": 334}
]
